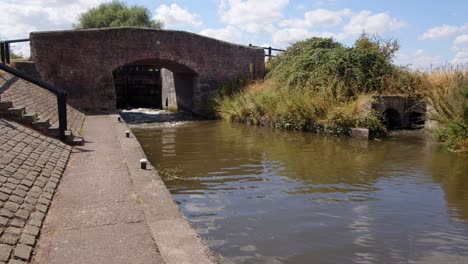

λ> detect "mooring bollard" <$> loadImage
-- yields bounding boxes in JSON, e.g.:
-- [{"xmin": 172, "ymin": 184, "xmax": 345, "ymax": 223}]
[
  {"xmin": 118, "ymin": 117, "xmax": 121, "ymax": 122},
  {"xmin": 140, "ymin": 159, "xmax": 148, "ymax": 169},
  {"xmin": 125, "ymin": 130, "xmax": 130, "ymax": 137}
]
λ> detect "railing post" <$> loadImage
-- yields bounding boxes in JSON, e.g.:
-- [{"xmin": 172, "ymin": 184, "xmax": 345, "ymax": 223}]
[
  {"xmin": 5, "ymin": 43, "xmax": 10, "ymax": 64},
  {"xmin": 0, "ymin": 43, "xmax": 5, "ymax": 64},
  {"xmin": 57, "ymin": 94, "xmax": 67, "ymax": 141},
  {"xmin": 268, "ymin": 46, "xmax": 272, "ymax": 58}
]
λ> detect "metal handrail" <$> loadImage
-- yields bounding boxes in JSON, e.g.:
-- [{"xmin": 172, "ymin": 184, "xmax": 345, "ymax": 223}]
[
  {"xmin": 0, "ymin": 38, "xmax": 30, "ymax": 64},
  {"xmin": 249, "ymin": 44, "xmax": 285, "ymax": 57},
  {"xmin": 0, "ymin": 63, "xmax": 68, "ymax": 141}
]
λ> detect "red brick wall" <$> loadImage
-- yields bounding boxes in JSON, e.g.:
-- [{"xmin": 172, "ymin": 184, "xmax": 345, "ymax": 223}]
[{"xmin": 30, "ymin": 27, "xmax": 265, "ymax": 113}]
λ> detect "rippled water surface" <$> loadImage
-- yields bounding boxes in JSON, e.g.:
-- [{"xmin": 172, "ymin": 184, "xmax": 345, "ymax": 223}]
[{"xmin": 132, "ymin": 118, "xmax": 468, "ymax": 264}]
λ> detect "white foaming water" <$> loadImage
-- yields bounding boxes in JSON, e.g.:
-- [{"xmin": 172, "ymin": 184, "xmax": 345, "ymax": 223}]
[
  {"xmin": 122, "ymin": 108, "xmax": 168, "ymax": 115},
  {"xmin": 119, "ymin": 108, "xmax": 195, "ymax": 128}
]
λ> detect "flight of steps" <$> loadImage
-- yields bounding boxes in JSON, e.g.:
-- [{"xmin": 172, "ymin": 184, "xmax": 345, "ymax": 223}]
[{"xmin": 0, "ymin": 100, "xmax": 84, "ymax": 145}]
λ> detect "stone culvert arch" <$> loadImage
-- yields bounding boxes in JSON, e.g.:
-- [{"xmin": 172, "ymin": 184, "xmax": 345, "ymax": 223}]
[
  {"xmin": 372, "ymin": 96, "xmax": 426, "ymax": 130},
  {"xmin": 30, "ymin": 27, "xmax": 265, "ymax": 114}
]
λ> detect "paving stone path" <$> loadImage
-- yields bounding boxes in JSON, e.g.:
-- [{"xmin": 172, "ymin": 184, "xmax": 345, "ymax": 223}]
[{"xmin": 0, "ymin": 118, "xmax": 71, "ymax": 263}]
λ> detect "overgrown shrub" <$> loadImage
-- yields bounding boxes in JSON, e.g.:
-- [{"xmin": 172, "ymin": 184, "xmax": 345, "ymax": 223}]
[
  {"xmin": 424, "ymin": 71, "xmax": 468, "ymax": 153},
  {"xmin": 266, "ymin": 35, "xmax": 406, "ymax": 101},
  {"xmin": 216, "ymin": 35, "xmax": 415, "ymax": 137}
]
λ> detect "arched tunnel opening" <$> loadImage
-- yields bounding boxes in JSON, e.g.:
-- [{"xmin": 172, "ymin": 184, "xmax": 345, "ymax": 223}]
[
  {"xmin": 408, "ymin": 111, "xmax": 425, "ymax": 129},
  {"xmin": 112, "ymin": 59, "xmax": 197, "ymax": 112},
  {"xmin": 113, "ymin": 65, "xmax": 162, "ymax": 109},
  {"xmin": 382, "ymin": 108, "xmax": 402, "ymax": 130}
]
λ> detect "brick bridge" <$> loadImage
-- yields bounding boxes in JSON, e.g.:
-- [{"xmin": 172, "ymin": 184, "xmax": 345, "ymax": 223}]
[{"xmin": 29, "ymin": 27, "xmax": 265, "ymax": 114}]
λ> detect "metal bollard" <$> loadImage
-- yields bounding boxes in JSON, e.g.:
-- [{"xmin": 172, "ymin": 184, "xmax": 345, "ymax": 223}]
[
  {"xmin": 125, "ymin": 130, "xmax": 130, "ymax": 137},
  {"xmin": 140, "ymin": 159, "xmax": 148, "ymax": 169},
  {"xmin": 118, "ymin": 117, "xmax": 121, "ymax": 122}
]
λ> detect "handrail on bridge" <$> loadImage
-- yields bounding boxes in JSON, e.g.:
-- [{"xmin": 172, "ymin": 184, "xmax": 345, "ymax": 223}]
[
  {"xmin": 0, "ymin": 63, "xmax": 68, "ymax": 141},
  {"xmin": 0, "ymin": 38, "xmax": 30, "ymax": 64},
  {"xmin": 249, "ymin": 44, "xmax": 286, "ymax": 58}
]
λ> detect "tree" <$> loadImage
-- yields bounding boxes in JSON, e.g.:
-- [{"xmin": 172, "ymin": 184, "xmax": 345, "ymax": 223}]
[
  {"xmin": 74, "ymin": 1, "xmax": 163, "ymax": 29},
  {"xmin": 354, "ymin": 33, "xmax": 400, "ymax": 61}
]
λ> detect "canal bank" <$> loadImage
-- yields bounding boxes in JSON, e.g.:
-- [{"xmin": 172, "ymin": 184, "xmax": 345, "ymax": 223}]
[{"xmin": 32, "ymin": 114, "xmax": 216, "ymax": 264}]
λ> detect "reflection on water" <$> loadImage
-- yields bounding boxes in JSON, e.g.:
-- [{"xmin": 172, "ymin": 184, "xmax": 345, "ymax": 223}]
[{"xmin": 132, "ymin": 121, "xmax": 468, "ymax": 264}]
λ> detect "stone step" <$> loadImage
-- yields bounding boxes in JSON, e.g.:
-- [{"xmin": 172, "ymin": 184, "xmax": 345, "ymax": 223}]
[
  {"xmin": 34, "ymin": 118, "xmax": 51, "ymax": 131},
  {"xmin": 48, "ymin": 124, "xmax": 60, "ymax": 137},
  {"xmin": 63, "ymin": 130, "xmax": 85, "ymax": 146},
  {"xmin": 70, "ymin": 136, "xmax": 85, "ymax": 146},
  {"xmin": 0, "ymin": 101, "xmax": 13, "ymax": 112},
  {"xmin": 65, "ymin": 130, "xmax": 72, "ymax": 141},
  {"xmin": 23, "ymin": 112, "xmax": 37, "ymax": 124},
  {"xmin": 7, "ymin": 106, "xmax": 25, "ymax": 118}
]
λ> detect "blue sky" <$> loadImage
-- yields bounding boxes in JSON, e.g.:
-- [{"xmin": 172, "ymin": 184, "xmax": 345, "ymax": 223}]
[{"xmin": 1, "ymin": 0, "xmax": 467, "ymax": 69}]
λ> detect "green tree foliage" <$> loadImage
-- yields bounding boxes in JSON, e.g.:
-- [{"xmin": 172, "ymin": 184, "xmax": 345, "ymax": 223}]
[{"xmin": 74, "ymin": 1, "xmax": 163, "ymax": 29}]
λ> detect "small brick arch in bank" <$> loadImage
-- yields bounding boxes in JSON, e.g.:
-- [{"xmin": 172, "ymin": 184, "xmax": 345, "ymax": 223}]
[{"xmin": 372, "ymin": 96, "xmax": 426, "ymax": 130}]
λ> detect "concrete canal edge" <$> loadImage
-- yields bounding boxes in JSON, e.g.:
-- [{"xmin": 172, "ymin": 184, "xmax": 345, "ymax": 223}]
[{"xmin": 114, "ymin": 114, "xmax": 218, "ymax": 264}]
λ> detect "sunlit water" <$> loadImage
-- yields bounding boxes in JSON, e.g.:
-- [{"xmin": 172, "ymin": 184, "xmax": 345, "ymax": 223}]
[{"xmin": 130, "ymin": 115, "xmax": 468, "ymax": 264}]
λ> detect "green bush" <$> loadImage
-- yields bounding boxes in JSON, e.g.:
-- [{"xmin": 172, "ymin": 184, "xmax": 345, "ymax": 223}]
[{"xmin": 267, "ymin": 35, "xmax": 403, "ymax": 101}]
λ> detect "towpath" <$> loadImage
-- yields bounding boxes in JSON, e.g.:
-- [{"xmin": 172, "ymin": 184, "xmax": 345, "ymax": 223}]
[{"xmin": 32, "ymin": 114, "xmax": 215, "ymax": 264}]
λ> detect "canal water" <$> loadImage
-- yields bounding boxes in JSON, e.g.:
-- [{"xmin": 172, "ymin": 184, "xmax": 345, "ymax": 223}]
[{"xmin": 127, "ymin": 110, "xmax": 468, "ymax": 264}]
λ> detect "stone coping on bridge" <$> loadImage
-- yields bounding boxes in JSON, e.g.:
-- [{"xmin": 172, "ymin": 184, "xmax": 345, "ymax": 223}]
[{"xmin": 30, "ymin": 27, "xmax": 264, "ymax": 51}]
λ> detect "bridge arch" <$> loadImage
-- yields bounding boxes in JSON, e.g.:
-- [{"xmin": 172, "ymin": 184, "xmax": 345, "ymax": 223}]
[
  {"xmin": 30, "ymin": 27, "xmax": 265, "ymax": 114},
  {"xmin": 112, "ymin": 58, "xmax": 197, "ymax": 111}
]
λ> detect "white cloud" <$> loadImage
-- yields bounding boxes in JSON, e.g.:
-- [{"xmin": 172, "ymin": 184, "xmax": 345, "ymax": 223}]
[
  {"xmin": 272, "ymin": 28, "xmax": 314, "ymax": 46},
  {"xmin": 0, "ymin": 0, "xmax": 104, "ymax": 56},
  {"xmin": 451, "ymin": 35, "xmax": 468, "ymax": 65},
  {"xmin": 199, "ymin": 25, "xmax": 243, "ymax": 44},
  {"xmin": 452, "ymin": 49, "xmax": 468, "ymax": 64},
  {"xmin": 272, "ymin": 28, "xmax": 344, "ymax": 47},
  {"xmin": 453, "ymin": 34, "xmax": 468, "ymax": 46},
  {"xmin": 420, "ymin": 24, "xmax": 468, "ymax": 40},
  {"xmin": 344, "ymin": 10, "xmax": 407, "ymax": 36},
  {"xmin": 275, "ymin": 9, "xmax": 403, "ymax": 47},
  {"xmin": 218, "ymin": 0, "xmax": 289, "ymax": 33},
  {"xmin": 419, "ymin": 24, "xmax": 468, "ymax": 65},
  {"xmin": 279, "ymin": 9, "xmax": 351, "ymax": 28},
  {"xmin": 154, "ymin": 4, "xmax": 202, "ymax": 28},
  {"xmin": 394, "ymin": 49, "xmax": 443, "ymax": 70},
  {"xmin": 305, "ymin": 9, "xmax": 351, "ymax": 27}
]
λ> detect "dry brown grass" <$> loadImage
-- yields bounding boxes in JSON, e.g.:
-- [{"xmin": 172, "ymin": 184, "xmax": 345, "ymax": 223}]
[{"xmin": 422, "ymin": 69, "xmax": 468, "ymax": 153}]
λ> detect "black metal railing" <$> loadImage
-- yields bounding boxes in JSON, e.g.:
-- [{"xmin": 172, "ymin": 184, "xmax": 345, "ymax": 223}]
[
  {"xmin": 249, "ymin": 44, "xmax": 285, "ymax": 58},
  {"xmin": 0, "ymin": 63, "xmax": 68, "ymax": 141},
  {"xmin": 0, "ymin": 38, "xmax": 30, "ymax": 64}
]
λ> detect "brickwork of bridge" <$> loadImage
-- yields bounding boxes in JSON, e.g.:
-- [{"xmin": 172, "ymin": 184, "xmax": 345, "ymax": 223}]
[{"xmin": 29, "ymin": 27, "xmax": 266, "ymax": 114}]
